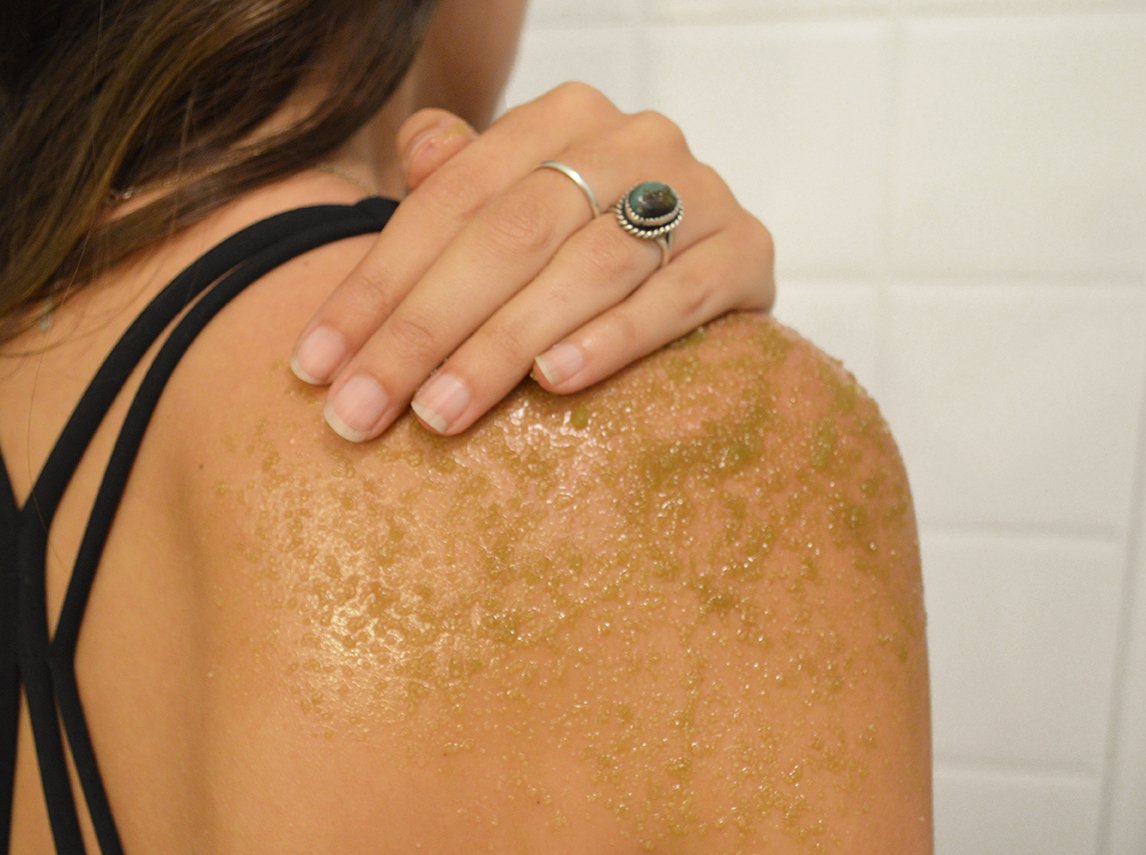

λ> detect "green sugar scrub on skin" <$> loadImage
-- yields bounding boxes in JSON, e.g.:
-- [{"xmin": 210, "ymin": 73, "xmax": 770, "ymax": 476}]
[{"xmin": 220, "ymin": 313, "xmax": 926, "ymax": 853}]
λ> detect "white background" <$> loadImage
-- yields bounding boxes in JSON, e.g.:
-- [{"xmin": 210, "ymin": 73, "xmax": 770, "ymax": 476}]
[{"xmin": 505, "ymin": 1, "xmax": 1146, "ymax": 853}]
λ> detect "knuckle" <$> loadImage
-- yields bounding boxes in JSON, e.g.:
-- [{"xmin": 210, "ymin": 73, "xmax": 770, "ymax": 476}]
[
  {"xmin": 661, "ymin": 264, "xmax": 712, "ymax": 322},
  {"xmin": 693, "ymin": 161, "xmax": 727, "ymax": 192},
  {"xmin": 385, "ymin": 310, "xmax": 443, "ymax": 363},
  {"xmin": 629, "ymin": 109, "xmax": 689, "ymax": 152},
  {"xmin": 349, "ymin": 260, "xmax": 396, "ymax": 307},
  {"xmin": 740, "ymin": 212, "xmax": 776, "ymax": 270},
  {"xmin": 744, "ymin": 217, "xmax": 777, "ymax": 310},
  {"xmin": 602, "ymin": 309, "xmax": 641, "ymax": 355},
  {"xmin": 548, "ymin": 81, "xmax": 617, "ymax": 119},
  {"xmin": 484, "ymin": 193, "xmax": 558, "ymax": 255},
  {"xmin": 481, "ymin": 316, "xmax": 534, "ymax": 368},
  {"xmin": 582, "ymin": 225, "xmax": 651, "ymax": 282},
  {"xmin": 417, "ymin": 163, "xmax": 488, "ymax": 224},
  {"xmin": 352, "ymin": 256, "xmax": 407, "ymax": 309}
]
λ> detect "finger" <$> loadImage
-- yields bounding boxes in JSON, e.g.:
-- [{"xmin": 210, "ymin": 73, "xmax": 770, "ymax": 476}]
[
  {"xmin": 407, "ymin": 214, "xmax": 660, "ymax": 434},
  {"xmin": 532, "ymin": 213, "xmax": 776, "ymax": 395},
  {"xmin": 396, "ymin": 108, "xmax": 477, "ymax": 190},
  {"xmin": 403, "ymin": 158, "xmax": 739, "ymax": 435},
  {"xmin": 322, "ymin": 110, "xmax": 714, "ymax": 441},
  {"xmin": 291, "ymin": 84, "xmax": 626, "ymax": 387},
  {"xmin": 321, "ymin": 166, "xmax": 595, "ymax": 441}
]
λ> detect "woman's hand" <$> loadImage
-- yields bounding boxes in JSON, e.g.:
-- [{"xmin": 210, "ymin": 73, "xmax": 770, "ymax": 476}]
[{"xmin": 291, "ymin": 83, "xmax": 775, "ymax": 441}]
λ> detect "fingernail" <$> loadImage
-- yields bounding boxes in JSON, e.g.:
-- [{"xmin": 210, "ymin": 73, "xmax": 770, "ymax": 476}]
[
  {"xmin": 324, "ymin": 374, "xmax": 390, "ymax": 442},
  {"xmin": 291, "ymin": 325, "xmax": 346, "ymax": 385},
  {"xmin": 445, "ymin": 120, "xmax": 476, "ymax": 140},
  {"xmin": 409, "ymin": 121, "xmax": 475, "ymax": 155},
  {"xmin": 404, "ymin": 122, "xmax": 476, "ymax": 175},
  {"xmin": 406, "ymin": 130, "xmax": 443, "ymax": 165},
  {"xmin": 411, "ymin": 372, "xmax": 470, "ymax": 434},
  {"xmin": 534, "ymin": 342, "xmax": 585, "ymax": 386}
]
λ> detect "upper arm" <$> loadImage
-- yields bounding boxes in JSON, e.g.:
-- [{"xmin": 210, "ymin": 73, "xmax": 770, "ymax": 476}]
[
  {"xmin": 524, "ymin": 314, "xmax": 932, "ymax": 852},
  {"xmin": 175, "ymin": 302, "xmax": 930, "ymax": 853}
]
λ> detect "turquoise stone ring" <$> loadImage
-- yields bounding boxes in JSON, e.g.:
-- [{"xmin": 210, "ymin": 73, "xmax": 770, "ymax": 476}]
[
  {"xmin": 613, "ymin": 180, "xmax": 684, "ymax": 267},
  {"xmin": 614, "ymin": 181, "xmax": 684, "ymax": 240}
]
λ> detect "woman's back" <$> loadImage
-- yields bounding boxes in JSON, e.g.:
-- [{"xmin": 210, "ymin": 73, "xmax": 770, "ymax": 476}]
[{"xmin": 0, "ymin": 181, "xmax": 928, "ymax": 853}]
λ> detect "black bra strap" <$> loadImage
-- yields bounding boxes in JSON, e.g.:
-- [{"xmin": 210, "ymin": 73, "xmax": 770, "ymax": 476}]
[
  {"xmin": 0, "ymin": 462, "xmax": 19, "ymax": 852},
  {"xmin": 25, "ymin": 203, "xmax": 377, "ymax": 533},
  {"xmin": 11, "ymin": 196, "xmax": 397, "ymax": 854},
  {"xmin": 61, "ymin": 203, "xmax": 398, "ymax": 854}
]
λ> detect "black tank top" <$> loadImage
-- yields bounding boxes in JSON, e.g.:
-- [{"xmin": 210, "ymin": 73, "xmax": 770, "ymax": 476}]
[{"xmin": 0, "ymin": 196, "xmax": 398, "ymax": 854}]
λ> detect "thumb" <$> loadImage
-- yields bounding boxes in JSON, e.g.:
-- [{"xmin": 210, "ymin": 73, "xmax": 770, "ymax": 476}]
[{"xmin": 397, "ymin": 108, "xmax": 478, "ymax": 190}]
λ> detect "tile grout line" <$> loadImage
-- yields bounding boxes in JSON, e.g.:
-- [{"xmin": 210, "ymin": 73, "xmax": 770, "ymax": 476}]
[
  {"xmin": 935, "ymin": 756, "xmax": 1100, "ymax": 784},
  {"xmin": 631, "ymin": 1, "xmax": 1146, "ymax": 27},
  {"xmin": 1094, "ymin": 291, "xmax": 1146, "ymax": 854},
  {"xmin": 918, "ymin": 522, "xmax": 1121, "ymax": 547},
  {"xmin": 873, "ymin": 10, "xmax": 905, "ymax": 403},
  {"xmin": 629, "ymin": 0, "xmax": 651, "ymax": 111}
]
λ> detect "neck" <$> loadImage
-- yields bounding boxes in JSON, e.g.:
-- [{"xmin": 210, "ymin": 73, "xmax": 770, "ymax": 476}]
[{"xmin": 314, "ymin": 77, "xmax": 415, "ymax": 201}]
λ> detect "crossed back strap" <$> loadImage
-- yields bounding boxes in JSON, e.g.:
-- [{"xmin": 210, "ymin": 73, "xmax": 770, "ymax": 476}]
[{"xmin": 0, "ymin": 197, "xmax": 398, "ymax": 854}]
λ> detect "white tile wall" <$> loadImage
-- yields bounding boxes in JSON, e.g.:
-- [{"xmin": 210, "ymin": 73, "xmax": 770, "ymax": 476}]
[
  {"xmin": 773, "ymin": 278, "xmax": 883, "ymax": 386},
  {"xmin": 506, "ymin": 3, "xmax": 1146, "ymax": 853},
  {"xmin": 1099, "ymin": 391, "xmax": 1146, "ymax": 853},
  {"xmin": 883, "ymin": 282, "xmax": 1146, "ymax": 531},
  {"xmin": 643, "ymin": 21, "xmax": 894, "ymax": 275},
  {"xmin": 935, "ymin": 767, "xmax": 1101, "ymax": 855},
  {"xmin": 526, "ymin": 0, "xmax": 637, "ymax": 25},
  {"xmin": 923, "ymin": 532, "xmax": 1124, "ymax": 770},
  {"xmin": 891, "ymin": 15, "xmax": 1146, "ymax": 276},
  {"xmin": 504, "ymin": 27, "xmax": 644, "ymax": 112}
]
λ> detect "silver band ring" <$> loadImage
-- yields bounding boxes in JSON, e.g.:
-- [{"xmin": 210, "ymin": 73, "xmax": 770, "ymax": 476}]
[
  {"xmin": 614, "ymin": 181, "xmax": 684, "ymax": 267},
  {"xmin": 536, "ymin": 160, "xmax": 601, "ymax": 218}
]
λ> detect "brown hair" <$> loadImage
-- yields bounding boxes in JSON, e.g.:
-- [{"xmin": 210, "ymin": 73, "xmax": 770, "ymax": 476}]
[{"xmin": 0, "ymin": 0, "xmax": 437, "ymax": 343}]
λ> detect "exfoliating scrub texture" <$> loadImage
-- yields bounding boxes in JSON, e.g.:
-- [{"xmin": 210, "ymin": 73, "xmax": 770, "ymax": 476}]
[{"xmin": 221, "ymin": 314, "xmax": 925, "ymax": 851}]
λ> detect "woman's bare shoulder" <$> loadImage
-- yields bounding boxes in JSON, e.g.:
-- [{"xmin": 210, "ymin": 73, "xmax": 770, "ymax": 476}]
[
  {"xmin": 173, "ymin": 307, "xmax": 918, "ymax": 608},
  {"xmin": 162, "ymin": 279, "xmax": 931, "ymax": 852}
]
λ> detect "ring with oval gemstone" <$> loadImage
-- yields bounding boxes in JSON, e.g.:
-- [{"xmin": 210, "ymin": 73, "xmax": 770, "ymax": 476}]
[{"xmin": 614, "ymin": 181, "xmax": 684, "ymax": 267}]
